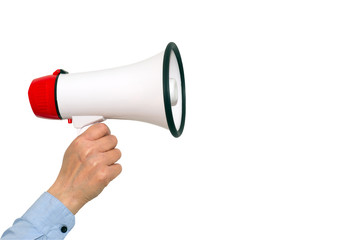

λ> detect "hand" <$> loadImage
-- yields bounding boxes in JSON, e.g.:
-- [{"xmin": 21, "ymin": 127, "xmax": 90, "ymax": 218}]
[{"xmin": 48, "ymin": 123, "xmax": 122, "ymax": 214}]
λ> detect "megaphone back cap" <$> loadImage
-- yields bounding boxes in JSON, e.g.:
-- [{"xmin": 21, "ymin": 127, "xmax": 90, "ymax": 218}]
[
  {"xmin": 28, "ymin": 74, "xmax": 60, "ymax": 119},
  {"xmin": 163, "ymin": 42, "xmax": 186, "ymax": 138}
]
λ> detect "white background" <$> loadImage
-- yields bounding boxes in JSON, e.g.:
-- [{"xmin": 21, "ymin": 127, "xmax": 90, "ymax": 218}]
[{"xmin": 0, "ymin": 0, "xmax": 347, "ymax": 239}]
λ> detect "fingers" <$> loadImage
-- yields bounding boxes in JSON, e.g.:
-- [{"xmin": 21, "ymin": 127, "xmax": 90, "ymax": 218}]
[
  {"xmin": 82, "ymin": 123, "xmax": 110, "ymax": 140},
  {"xmin": 96, "ymin": 134, "xmax": 118, "ymax": 152},
  {"xmin": 107, "ymin": 163, "xmax": 122, "ymax": 182},
  {"xmin": 102, "ymin": 148, "xmax": 122, "ymax": 166}
]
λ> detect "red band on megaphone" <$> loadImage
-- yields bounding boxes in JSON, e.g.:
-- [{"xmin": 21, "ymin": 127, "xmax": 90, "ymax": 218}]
[{"xmin": 28, "ymin": 69, "xmax": 67, "ymax": 119}]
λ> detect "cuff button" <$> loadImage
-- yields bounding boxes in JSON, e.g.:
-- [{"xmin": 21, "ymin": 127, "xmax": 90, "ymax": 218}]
[{"xmin": 61, "ymin": 226, "xmax": 68, "ymax": 233}]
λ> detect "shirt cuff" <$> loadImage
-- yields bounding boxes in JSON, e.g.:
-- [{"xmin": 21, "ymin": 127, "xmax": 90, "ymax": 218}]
[{"xmin": 22, "ymin": 192, "xmax": 75, "ymax": 238}]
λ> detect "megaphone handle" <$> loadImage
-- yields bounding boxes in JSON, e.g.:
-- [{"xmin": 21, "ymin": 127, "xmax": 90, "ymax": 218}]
[{"xmin": 72, "ymin": 116, "xmax": 106, "ymax": 136}]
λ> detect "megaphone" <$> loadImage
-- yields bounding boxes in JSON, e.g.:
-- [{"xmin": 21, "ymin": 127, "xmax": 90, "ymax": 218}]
[{"xmin": 28, "ymin": 42, "xmax": 186, "ymax": 137}]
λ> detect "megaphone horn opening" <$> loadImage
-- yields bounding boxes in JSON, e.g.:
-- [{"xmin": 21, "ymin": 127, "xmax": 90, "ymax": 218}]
[{"xmin": 163, "ymin": 42, "xmax": 186, "ymax": 138}]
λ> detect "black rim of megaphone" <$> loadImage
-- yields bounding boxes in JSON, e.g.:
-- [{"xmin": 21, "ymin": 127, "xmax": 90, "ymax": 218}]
[{"xmin": 163, "ymin": 42, "xmax": 186, "ymax": 138}]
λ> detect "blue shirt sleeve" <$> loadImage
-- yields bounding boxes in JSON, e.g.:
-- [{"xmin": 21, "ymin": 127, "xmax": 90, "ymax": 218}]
[{"xmin": 1, "ymin": 192, "xmax": 75, "ymax": 240}]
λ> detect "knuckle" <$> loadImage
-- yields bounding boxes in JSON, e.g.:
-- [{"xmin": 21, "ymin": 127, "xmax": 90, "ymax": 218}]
[
  {"xmin": 77, "ymin": 142, "xmax": 100, "ymax": 162},
  {"xmin": 80, "ymin": 149, "xmax": 89, "ymax": 161},
  {"xmin": 97, "ymin": 169, "xmax": 109, "ymax": 185},
  {"xmin": 72, "ymin": 138, "xmax": 91, "ymax": 161},
  {"xmin": 110, "ymin": 135, "xmax": 118, "ymax": 146},
  {"xmin": 115, "ymin": 164, "xmax": 122, "ymax": 173},
  {"xmin": 98, "ymin": 123, "xmax": 110, "ymax": 135},
  {"xmin": 87, "ymin": 158, "xmax": 99, "ymax": 168},
  {"xmin": 80, "ymin": 146, "xmax": 94, "ymax": 161},
  {"xmin": 104, "ymin": 137, "xmax": 117, "ymax": 151},
  {"xmin": 115, "ymin": 148, "xmax": 122, "ymax": 159}
]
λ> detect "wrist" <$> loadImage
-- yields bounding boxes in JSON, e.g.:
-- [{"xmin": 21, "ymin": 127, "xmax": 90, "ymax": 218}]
[{"xmin": 48, "ymin": 185, "xmax": 85, "ymax": 215}]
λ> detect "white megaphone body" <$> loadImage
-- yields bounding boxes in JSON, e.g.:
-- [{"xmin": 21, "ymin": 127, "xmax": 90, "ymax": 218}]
[{"xmin": 28, "ymin": 42, "xmax": 186, "ymax": 137}]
